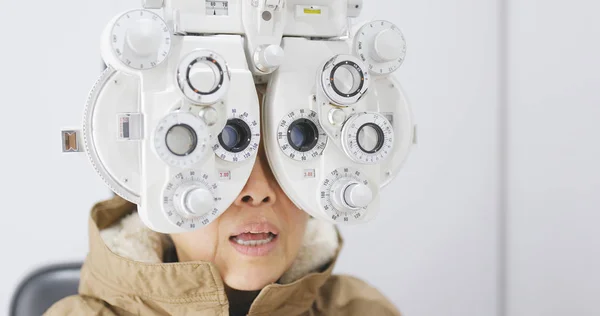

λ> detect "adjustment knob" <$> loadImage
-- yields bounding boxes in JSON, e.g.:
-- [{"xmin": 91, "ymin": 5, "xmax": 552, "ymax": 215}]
[
  {"xmin": 354, "ymin": 20, "xmax": 406, "ymax": 75},
  {"xmin": 332, "ymin": 179, "xmax": 373, "ymax": 211},
  {"xmin": 319, "ymin": 167, "xmax": 373, "ymax": 223},
  {"xmin": 343, "ymin": 182, "xmax": 373, "ymax": 209},
  {"xmin": 199, "ymin": 106, "xmax": 219, "ymax": 126},
  {"xmin": 373, "ymin": 29, "xmax": 405, "ymax": 62},
  {"xmin": 174, "ymin": 183, "xmax": 215, "ymax": 218},
  {"xmin": 109, "ymin": 9, "xmax": 171, "ymax": 70},
  {"xmin": 162, "ymin": 170, "xmax": 222, "ymax": 230},
  {"xmin": 125, "ymin": 18, "xmax": 162, "ymax": 57},
  {"xmin": 254, "ymin": 44, "xmax": 285, "ymax": 73}
]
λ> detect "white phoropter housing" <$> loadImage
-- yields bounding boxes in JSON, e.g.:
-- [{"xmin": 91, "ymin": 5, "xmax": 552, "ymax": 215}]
[
  {"xmin": 156, "ymin": 0, "xmax": 364, "ymax": 78},
  {"xmin": 82, "ymin": 8, "xmax": 260, "ymax": 233},
  {"xmin": 61, "ymin": 0, "xmax": 416, "ymax": 232},
  {"xmin": 263, "ymin": 18, "xmax": 415, "ymax": 224}
]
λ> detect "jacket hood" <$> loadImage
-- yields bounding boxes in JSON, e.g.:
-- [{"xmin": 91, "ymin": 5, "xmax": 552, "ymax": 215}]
[{"xmin": 78, "ymin": 195, "xmax": 344, "ymax": 315}]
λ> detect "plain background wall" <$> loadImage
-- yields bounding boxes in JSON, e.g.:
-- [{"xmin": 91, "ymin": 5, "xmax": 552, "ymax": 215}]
[
  {"xmin": 0, "ymin": 0, "xmax": 136, "ymax": 314},
  {"xmin": 15, "ymin": 0, "xmax": 600, "ymax": 316},
  {"xmin": 506, "ymin": 1, "xmax": 600, "ymax": 315},
  {"xmin": 337, "ymin": 1, "xmax": 500, "ymax": 316}
]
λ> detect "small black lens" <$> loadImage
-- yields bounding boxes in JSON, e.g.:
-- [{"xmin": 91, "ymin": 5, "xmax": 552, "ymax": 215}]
[
  {"xmin": 221, "ymin": 125, "xmax": 239, "ymax": 148},
  {"xmin": 290, "ymin": 125, "xmax": 307, "ymax": 147},
  {"xmin": 287, "ymin": 119, "xmax": 319, "ymax": 152},
  {"xmin": 218, "ymin": 119, "xmax": 251, "ymax": 153}
]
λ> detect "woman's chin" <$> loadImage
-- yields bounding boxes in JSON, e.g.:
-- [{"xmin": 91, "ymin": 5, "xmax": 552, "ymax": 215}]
[
  {"xmin": 220, "ymin": 237, "xmax": 287, "ymax": 290},
  {"xmin": 224, "ymin": 271, "xmax": 281, "ymax": 291}
]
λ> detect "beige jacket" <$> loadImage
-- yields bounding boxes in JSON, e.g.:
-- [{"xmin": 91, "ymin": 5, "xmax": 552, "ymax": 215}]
[{"xmin": 44, "ymin": 196, "xmax": 401, "ymax": 315}]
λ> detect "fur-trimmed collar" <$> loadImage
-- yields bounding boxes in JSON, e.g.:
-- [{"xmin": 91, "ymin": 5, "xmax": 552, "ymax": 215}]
[{"xmin": 99, "ymin": 212, "xmax": 340, "ymax": 284}]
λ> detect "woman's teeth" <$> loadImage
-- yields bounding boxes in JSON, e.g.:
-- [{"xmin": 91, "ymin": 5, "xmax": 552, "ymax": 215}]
[{"xmin": 232, "ymin": 232, "xmax": 276, "ymax": 246}]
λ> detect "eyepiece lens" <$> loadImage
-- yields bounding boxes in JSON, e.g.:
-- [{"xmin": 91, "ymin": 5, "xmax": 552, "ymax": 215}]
[
  {"xmin": 290, "ymin": 124, "xmax": 308, "ymax": 148},
  {"xmin": 288, "ymin": 119, "xmax": 319, "ymax": 152},
  {"xmin": 221, "ymin": 125, "xmax": 239, "ymax": 148},
  {"xmin": 218, "ymin": 119, "xmax": 251, "ymax": 153}
]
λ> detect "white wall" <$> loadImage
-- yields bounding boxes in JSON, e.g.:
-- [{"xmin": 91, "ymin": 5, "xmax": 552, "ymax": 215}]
[
  {"xmin": 0, "ymin": 1, "xmax": 501, "ymax": 315},
  {"xmin": 336, "ymin": 1, "xmax": 500, "ymax": 316},
  {"xmin": 0, "ymin": 0, "xmax": 138, "ymax": 313},
  {"xmin": 506, "ymin": 1, "xmax": 600, "ymax": 315}
]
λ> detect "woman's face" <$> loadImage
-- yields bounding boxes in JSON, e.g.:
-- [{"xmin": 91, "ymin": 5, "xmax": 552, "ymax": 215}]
[{"xmin": 170, "ymin": 142, "xmax": 310, "ymax": 291}]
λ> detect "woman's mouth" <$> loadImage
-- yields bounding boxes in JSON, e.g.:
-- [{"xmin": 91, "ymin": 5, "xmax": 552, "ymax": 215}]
[
  {"xmin": 229, "ymin": 223, "xmax": 279, "ymax": 256},
  {"xmin": 231, "ymin": 232, "xmax": 277, "ymax": 246}
]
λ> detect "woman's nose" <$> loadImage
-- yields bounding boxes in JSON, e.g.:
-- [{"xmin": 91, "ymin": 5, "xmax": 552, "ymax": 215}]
[{"xmin": 234, "ymin": 155, "xmax": 277, "ymax": 207}]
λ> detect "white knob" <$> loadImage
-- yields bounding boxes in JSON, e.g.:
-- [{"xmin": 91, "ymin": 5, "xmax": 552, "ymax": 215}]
[
  {"xmin": 185, "ymin": 187, "xmax": 214, "ymax": 214},
  {"xmin": 261, "ymin": 45, "xmax": 285, "ymax": 68},
  {"xmin": 329, "ymin": 108, "xmax": 347, "ymax": 126},
  {"xmin": 125, "ymin": 18, "xmax": 162, "ymax": 57},
  {"xmin": 175, "ymin": 184, "xmax": 214, "ymax": 218},
  {"xmin": 332, "ymin": 180, "xmax": 373, "ymax": 211},
  {"xmin": 254, "ymin": 45, "xmax": 285, "ymax": 72},
  {"xmin": 373, "ymin": 29, "xmax": 405, "ymax": 62},
  {"xmin": 199, "ymin": 106, "xmax": 219, "ymax": 126},
  {"xmin": 343, "ymin": 183, "xmax": 373, "ymax": 209}
]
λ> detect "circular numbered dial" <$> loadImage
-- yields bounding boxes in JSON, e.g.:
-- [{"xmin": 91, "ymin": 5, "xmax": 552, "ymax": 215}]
[
  {"xmin": 110, "ymin": 9, "xmax": 172, "ymax": 70},
  {"xmin": 213, "ymin": 108, "xmax": 260, "ymax": 162},
  {"xmin": 154, "ymin": 111, "xmax": 211, "ymax": 168},
  {"xmin": 342, "ymin": 112, "xmax": 394, "ymax": 164},
  {"xmin": 177, "ymin": 50, "xmax": 231, "ymax": 105},
  {"xmin": 277, "ymin": 109, "xmax": 328, "ymax": 161},
  {"xmin": 320, "ymin": 54, "xmax": 370, "ymax": 106},
  {"xmin": 319, "ymin": 167, "xmax": 373, "ymax": 223},
  {"xmin": 162, "ymin": 169, "xmax": 223, "ymax": 230},
  {"xmin": 354, "ymin": 20, "xmax": 406, "ymax": 75}
]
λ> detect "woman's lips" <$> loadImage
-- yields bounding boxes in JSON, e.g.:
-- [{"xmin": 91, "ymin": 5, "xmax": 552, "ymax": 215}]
[
  {"xmin": 230, "ymin": 222, "xmax": 280, "ymax": 236},
  {"xmin": 229, "ymin": 233, "xmax": 278, "ymax": 256},
  {"xmin": 229, "ymin": 221, "xmax": 280, "ymax": 257}
]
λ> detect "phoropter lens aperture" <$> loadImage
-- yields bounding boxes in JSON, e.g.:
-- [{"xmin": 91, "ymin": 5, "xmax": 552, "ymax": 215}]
[
  {"xmin": 288, "ymin": 119, "xmax": 319, "ymax": 152},
  {"xmin": 218, "ymin": 118, "xmax": 252, "ymax": 153}
]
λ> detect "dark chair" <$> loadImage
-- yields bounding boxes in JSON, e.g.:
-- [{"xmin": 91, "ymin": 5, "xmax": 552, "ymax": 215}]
[{"xmin": 9, "ymin": 263, "xmax": 82, "ymax": 316}]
